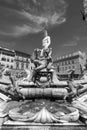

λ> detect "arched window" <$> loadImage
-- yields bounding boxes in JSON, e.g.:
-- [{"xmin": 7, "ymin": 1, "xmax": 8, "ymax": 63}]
[
  {"xmin": 7, "ymin": 58, "xmax": 9, "ymax": 62},
  {"xmin": 10, "ymin": 65, "xmax": 13, "ymax": 69},
  {"xmin": 26, "ymin": 63, "xmax": 28, "ymax": 69},
  {"xmin": 21, "ymin": 62, "xmax": 24, "ymax": 69},
  {"xmin": 1, "ymin": 57, "xmax": 6, "ymax": 61},
  {"xmin": 7, "ymin": 65, "xmax": 9, "ymax": 68},
  {"xmin": 11, "ymin": 59, "xmax": 14, "ymax": 62},
  {"xmin": 16, "ymin": 62, "xmax": 19, "ymax": 69}
]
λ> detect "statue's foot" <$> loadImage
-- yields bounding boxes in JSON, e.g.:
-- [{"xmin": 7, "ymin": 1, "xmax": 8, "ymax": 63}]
[
  {"xmin": 64, "ymin": 95, "xmax": 67, "ymax": 101},
  {"xmin": 29, "ymin": 81, "xmax": 34, "ymax": 85},
  {"xmin": 6, "ymin": 96, "xmax": 12, "ymax": 102},
  {"xmin": 22, "ymin": 95, "xmax": 25, "ymax": 100},
  {"xmin": 22, "ymin": 78, "xmax": 28, "ymax": 82}
]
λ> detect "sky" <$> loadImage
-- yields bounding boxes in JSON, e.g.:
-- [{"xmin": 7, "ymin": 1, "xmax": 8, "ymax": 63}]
[{"xmin": 0, "ymin": 0, "xmax": 87, "ymax": 59}]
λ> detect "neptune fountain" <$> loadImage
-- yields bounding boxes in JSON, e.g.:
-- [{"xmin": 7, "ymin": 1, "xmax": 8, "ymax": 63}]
[{"xmin": 0, "ymin": 31, "xmax": 87, "ymax": 129}]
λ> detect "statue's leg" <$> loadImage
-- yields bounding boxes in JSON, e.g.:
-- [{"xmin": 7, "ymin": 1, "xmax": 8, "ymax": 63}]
[
  {"xmin": 32, "ymin": 70, "xmax": 37, "ymax": 83},
  {"xmin": 35, "ymin": 60, "xmax": 47, "ymax": 71},
  {"xmin": 28, "ymin": 70, "xmax": 33, "ymax": 82},
  {"xmin": 15, "ymin": 81, "xmax": 25, "ymax": 100},
  {"xmin": 50, "ymin": 72, "xmax": 53, "ymax": 83}
]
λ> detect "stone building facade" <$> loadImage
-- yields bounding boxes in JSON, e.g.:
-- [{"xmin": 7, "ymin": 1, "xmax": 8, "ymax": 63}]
[
  {"xmin": 0, "ymin": 47, "xmax": 31, "ymax": 71},
  {"xmin": 0, "ymin": 47, "xmax": 15, "ymax": 69},
  {"xmin": 14, "ymin": 50, "xmax": 31, "ymax": 70},
  {"xmin": 54, "ymin": 51, "xmax": 86, "ymax": 78}
]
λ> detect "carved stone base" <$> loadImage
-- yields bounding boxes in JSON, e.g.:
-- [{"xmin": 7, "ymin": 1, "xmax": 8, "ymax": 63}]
[
  {"xmin": 2, "ymin": 120, "xmax": 86, "ymax": 130},
  {"xmin": 0, "ymin": 115, "xmax": 8, "ymax": 126}
]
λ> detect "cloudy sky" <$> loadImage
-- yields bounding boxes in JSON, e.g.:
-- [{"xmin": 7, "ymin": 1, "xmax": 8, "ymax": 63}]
[{"xmin": 0, "ymin": 0, "xmax": 87, "ymax": 59}]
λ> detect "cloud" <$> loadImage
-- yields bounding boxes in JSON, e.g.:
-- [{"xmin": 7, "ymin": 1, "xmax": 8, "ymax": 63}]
[
  {"xmin": 80, "ymin": 36, "xmax": 87, "ymax": 41},
  {"xmin": 13, "ymin": 24, "xmax": 43, "ymax": 36},
  {"xmin": 0, "ymin": 0, "xmax": 67, "ymax": 36},
  {"xmin": 21, "ymin": 10, "xmax": 66, "ymax": 27},
  {"xmin": 0, "ymin": 40, "xmax": 16, "ymax": 48},
  {"xmin": 74, "ymin": 36, "xmax": 80, "ymax": 41},
  {"xmin": 0, "ymin": 30, "xmax": 16, "ymax": 37},
  {"xmin": 20, "ymin": 0, "xmax": 67, "ymax": 28},
  {"xmin": 0, "ymin": 24, "xmax": 43, "ymax": 37},
  {"xmin": 62, "ymin": 35, "xmax": 87, "ymax": 48},
  {"xmin": 0, "ymin": 0, "xmax": 15, "ymax": 3},
  {"xmin": 62, "ymin": 42, "xmax": 78, "ymax": 47},
  {"xmin": 73, "ymin": 36, "xmax": 87, "ymax": 41},
  {"xmin": 62, "ymin": 36, "xmax": 79, "ymax": 47},
  {"xmin": 15, "ymin": 0, "xmax": 67, "ymax": 35}
]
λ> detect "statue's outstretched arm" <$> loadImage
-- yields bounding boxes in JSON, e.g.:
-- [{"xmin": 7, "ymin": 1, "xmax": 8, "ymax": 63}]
[{"xmin": 49, "ymin": 48, "xmax": 52, "ymax": 57}]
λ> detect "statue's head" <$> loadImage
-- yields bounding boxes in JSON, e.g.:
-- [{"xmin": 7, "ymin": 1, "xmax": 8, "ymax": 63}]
[{"xmin": 42, "ymin": 30, "xmax": 51, "ymax": 49}]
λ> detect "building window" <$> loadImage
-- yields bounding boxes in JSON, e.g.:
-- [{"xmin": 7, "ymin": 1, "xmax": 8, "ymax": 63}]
[
  {"xmin": 1, "ymin": 57, "xmax": 6, "ymax": 61},
  {"xmin": 62, "ymin": 67, "xmax": 64, "ymax": 71},
  {"xmin": 65, "ymin": 67, "xmax": 67, "ymax": 70},
  {"xmin": 72, "ymin": 66, "xmax": 75, "ymax": 69},
  {"xmin": 62, "ymin": 62, "xmax": 64, "ymax": 66},
  {"xmin": 68, "ymin": 61, "xmax": 70, "ymax": 64},
  {"xmin": 26, "ymin": 63, "xmax": 28, "ymax": 69},
  {"xmin": 10, "ymin": 65, "xmax": 13, "ymax": 69},
  {"xmin": 65, "ymin": 61, "xmax": 67, "ymax": 65},
  {"xmin": 26, "ymin": 58, "xmax": 28, "ymax": 62},
  {"xmin": 63, "ymin": 62, "xmax": 65, "ymax": 65},
  {"xmin": 19, "ymin": 56, "xmax": 22, "ymax": 61},
  {"xmin": 69, "ymin": 66, "xmax": 71, "ymax": 69},
  {"xmin": 16, "ymin": 62, "xmax": 19, "ymax": 69},
  {"xmin": 7, "ymin": 58, "xmax": 9, "ymax": 62},
  {"xmin": 0, "ymin": 64, "xmax": 4, "ymax": 68},
  {"xmin": 11, "ymin": 59, "xmax": 14, "ymax": 62},
  {"xmin": 57, "ymin": 66, "xmax": 59, "ymax": 72},
  {"xmin": 7, "ymin": 65, "xmax": 9, "ymax": 68},
  {"xmin": 59, "ymin": 62, "xmax": 61, "ymax": 66},
  {"xmin": 72, "ymin": 60, "xmax": 74, "ymax": 64},
  {"xmin": 59, "ymin": 67, "xmax": 61, "ymax": 71},
  {"xmin": 21, "ymin": 62, "xmax": 24, "ymax": 69}
]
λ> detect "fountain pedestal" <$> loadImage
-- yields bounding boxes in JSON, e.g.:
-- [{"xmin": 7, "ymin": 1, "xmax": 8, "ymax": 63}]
[
  {"xmin": 0, "ymin": 114, "xmax": 8, "ymax": 126},
  {"xmin": 2, "ymin": 121, "xmax": 86, "ymax": 130}
]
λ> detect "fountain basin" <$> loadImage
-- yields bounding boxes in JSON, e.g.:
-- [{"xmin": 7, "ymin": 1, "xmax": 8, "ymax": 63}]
[
  {"xmin": 8, "ymin": 100, "xmax": 79, "ymax": 123},
  {"xmin": 19, "ymin": 88, "xmax": 68, "ymax": 99},
  {"xmin": 72, "ymin": 93, "xmax": 87, "ymax": 124}
]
